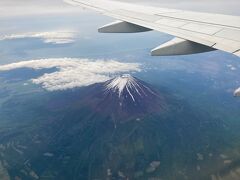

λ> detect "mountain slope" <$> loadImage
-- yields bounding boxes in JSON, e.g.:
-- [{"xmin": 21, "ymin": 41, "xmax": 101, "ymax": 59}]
[{"xmin": 83, "ymin": 74, "xmax": 166, "ymax": 123}]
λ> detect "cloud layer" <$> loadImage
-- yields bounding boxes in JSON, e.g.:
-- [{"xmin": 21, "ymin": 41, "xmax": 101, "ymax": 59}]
[
  {"xmin": 0, "ymin": 31, "xmax": 77, "ymax": 44},
  {"xmin": 0, "ymin": 58, "xmax": 141, "ymax": 91}
]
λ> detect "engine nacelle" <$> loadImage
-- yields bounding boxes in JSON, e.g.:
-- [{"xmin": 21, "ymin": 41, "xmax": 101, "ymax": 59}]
[
  {"xmin": 98, "ymin": 21, "xmax": 152, "ymax": 33},
  {"xmin": 151, "ymin": 38, "xmax": 216, "ymax": 56}
]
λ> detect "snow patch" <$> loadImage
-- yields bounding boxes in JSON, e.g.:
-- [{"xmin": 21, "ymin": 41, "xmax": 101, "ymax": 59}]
[
  {"xmin": 104, "ymin": 74, "xmax": 156, "ymax": 102},
  {"xmin": 105, "ymin": 74, "xmax": 140, "ymax": 99}
]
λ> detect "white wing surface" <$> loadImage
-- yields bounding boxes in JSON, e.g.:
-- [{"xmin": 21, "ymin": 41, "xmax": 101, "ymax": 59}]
[{"xmin": 64, "ymin": 0, "xmax": 240, "ymax": 57}]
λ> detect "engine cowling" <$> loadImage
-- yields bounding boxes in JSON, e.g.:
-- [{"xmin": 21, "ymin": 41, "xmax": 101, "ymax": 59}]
[
  {"xmin": 98, "ymin": 21, "xmax": 152, "ymax": 33},
  {"xmin": 151, "ymin": 38, "xmax": 216, "ymax": 56}
]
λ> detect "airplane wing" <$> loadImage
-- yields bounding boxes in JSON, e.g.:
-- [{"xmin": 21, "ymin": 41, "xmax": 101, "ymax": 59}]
[{"xmin": 64, "ymin": 0, "xmax": 240, "ymax": 57}]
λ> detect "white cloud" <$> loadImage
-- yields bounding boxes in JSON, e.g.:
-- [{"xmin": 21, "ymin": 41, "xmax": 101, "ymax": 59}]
[
  {"xmin": 227, "ymin": 64, "xmax": 237, "ymax": 71},
  {"xmin": 0, "ymin": 58, "xmax": 141, "ymax": 91},
  {"xmin": 0, "ymin": 31, "xmax": 77, "ymax": 44}
]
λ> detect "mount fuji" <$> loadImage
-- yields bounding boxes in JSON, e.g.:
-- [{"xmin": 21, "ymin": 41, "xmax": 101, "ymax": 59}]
[{"xmin": 83, "ymin": 74, "xmax": 166, "ymax": 122}]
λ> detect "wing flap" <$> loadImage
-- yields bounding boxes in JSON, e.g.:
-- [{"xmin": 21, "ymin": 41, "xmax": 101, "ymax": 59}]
[
  {"xmin": 155, "ymin": 11, "xmax": 240, "ymax": 29},
  {"xmin": 112, "ymin": 9, "xmax": 160, "ymax": 22},
  {"xmin": 214, "ymin": 29, "xmax": 240, "ymax": 41},
  {"xmin": 156, "ymin": 18, "xmax": 187, "ymax": 28},
  {"xmin": 180, "ymin": 23, "xmax": 222, "ymax": 35}
]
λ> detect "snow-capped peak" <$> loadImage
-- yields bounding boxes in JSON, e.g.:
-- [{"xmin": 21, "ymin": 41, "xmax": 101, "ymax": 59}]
[
  {"xmin": 105, "ymin": 74, "xmax": 139, "ymax": 98},
  {"xmin": 86, "ymin": 75, "xmax": 165, "ymax": 121},
  {"xmin": 104, "ymin": 74, "xmax": 159, "ymax": 103}
]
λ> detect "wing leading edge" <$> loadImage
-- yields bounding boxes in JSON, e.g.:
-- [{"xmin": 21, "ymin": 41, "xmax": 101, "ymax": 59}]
[{"xmin": 64, "ymin": 0, "xmax": 240, "ymax": 57}]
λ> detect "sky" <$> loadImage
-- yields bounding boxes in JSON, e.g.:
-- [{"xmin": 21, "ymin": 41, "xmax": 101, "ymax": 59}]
[
  {"xmin": 0, "ymin": 0, "xmax": 80, "ymax": 17},
  {"xmin": 0, "ymin": 0, "xmax": 240, "ymax": 17}
]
